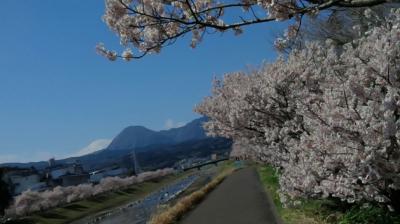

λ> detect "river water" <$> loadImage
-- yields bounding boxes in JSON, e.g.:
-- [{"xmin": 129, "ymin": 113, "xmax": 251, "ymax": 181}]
[{"xmin": 72, "ymin": 175, "xmax": 198, "ymax": 224}]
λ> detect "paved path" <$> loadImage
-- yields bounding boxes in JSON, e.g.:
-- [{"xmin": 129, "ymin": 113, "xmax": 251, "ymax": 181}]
[{"xmin": 180, "ymin": 167, "xmax": 280, "ymax": 224}]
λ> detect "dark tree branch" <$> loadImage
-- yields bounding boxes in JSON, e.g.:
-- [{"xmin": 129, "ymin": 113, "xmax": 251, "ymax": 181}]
[{"xmin": 114, "ymin": 0, "xmax": 390, "ymax": 58}]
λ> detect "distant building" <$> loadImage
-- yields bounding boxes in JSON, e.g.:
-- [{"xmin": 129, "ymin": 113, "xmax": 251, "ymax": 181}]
[
  {"xmin": 61, "ymin": 173, "xmax": 90, "ymax": 187},
  {"xmin": 211, "ymin": 154, "xmax": 217, "ymax": 161},
  {"xmin": 2, "ymin": 168, "xmax": 47, "ymax": 195},
  {"xmin": 2, "ymin": 160, "xmax": 94, "ymax": 195},
  {"xmin": 48, "ymin": 158, "xmax": 56, "ymax": 167},
  {"xmin": 45, "ymin": 160, "xmax": 89, "ymax": 187},
  {"xmin": 29, "ymin": 182, "xmax": 48, "ymax": 192},
  {"xmin": 48, "ymin": 165, "xmax": 72, "ymax": 179},
  {"xmin": 89, "ymin": 171, "xmax": 103, "ymax": 183},
  {"xmin": 174, "ymin": 157, "xmax": 210, "ymax": 170},
  {"xmin": 173, "ymin": 159, "xmax": 190, "ymax": 170},
  {"xmin": 89, "ymin": 166, "xmax": 129, "ymax": 183}
]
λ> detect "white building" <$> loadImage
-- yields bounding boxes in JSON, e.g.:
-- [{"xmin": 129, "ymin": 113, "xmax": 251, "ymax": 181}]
[{"xmin": 89, "ymin": 167, "xmax": 129, "ymax": 183}]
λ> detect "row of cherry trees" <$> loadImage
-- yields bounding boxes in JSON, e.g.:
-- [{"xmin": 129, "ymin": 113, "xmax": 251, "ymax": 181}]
[
  {"xmin": 196, "ymin": 9, "xmax": 400, "ymax": 209},
  {"xmin": 5, "ymin": 168, "xmax": 174, "ymax": 216}
]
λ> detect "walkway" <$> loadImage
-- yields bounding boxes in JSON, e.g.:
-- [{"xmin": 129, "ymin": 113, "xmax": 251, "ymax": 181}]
[{"xmin": 180, "ymin": 167, "xmax": 280, "ymax": 224}]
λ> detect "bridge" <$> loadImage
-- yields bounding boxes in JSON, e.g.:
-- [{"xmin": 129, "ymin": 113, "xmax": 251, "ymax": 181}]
[{"xmin": 183, "ymin": 157, "xmax": 229, "ymax": 171}]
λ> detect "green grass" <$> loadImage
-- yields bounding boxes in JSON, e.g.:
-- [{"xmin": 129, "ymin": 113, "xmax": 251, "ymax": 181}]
[
  {"xmin": 257, "ymin": 166, "xmax": 282, "ymax": 209},
  {"xmin": 18, "ymin": 173, "xmax": 188, "ymax": 224},
  {"xmin": 257, "ymin": 166, "xmax": 400, "ymax": 224},
  {"xmin": 258, "ymin": 166, "xmax": 337, "ymax": 224},
  {"xmin": 339, "ymin": 205, "xmax": 400, "ymax": 224}
]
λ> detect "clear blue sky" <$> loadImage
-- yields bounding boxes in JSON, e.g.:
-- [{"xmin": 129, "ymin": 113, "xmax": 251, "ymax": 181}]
[{"xmin": 0, "ymin": 0, "xmax": 286, "ymax": 163}]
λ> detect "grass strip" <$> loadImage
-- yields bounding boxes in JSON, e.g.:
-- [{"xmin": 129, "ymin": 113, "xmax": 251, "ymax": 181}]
[
  {"xmin": 258, "ymin": 166, "xmax": 333, "ymax": 224},
  {"xmin": 17, "ymin": 173, "xmax": 188, "ymax": 224},
  {"xmin": 148, "ymin": 166, "xmax": 236, "ymax": 224},
  {"xmin": 257, "ymin": 165, "xmax": 400, "ymax": 224}
]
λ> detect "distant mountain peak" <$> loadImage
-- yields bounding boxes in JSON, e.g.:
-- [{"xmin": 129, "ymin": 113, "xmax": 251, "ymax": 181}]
[
  {"xmin": 106, "ymin": 117, "xmax": 208, "ymax": 151},
  {"xmin": 122, "ymin": 125, "xmax": 152, "ymax": 131}
]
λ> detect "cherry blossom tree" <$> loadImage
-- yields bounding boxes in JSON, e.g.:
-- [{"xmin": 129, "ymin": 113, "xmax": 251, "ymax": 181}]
[
  {"xmin": 97, "ymin": 0, "xmax": 392, "ymax": 60},
  {"xmin": 285, "ymin": 10, "xmax": 400, "ymax": 205},
  {"xmin": 275, "ymin": 3, "xmax": 397, "ymax": 52},
  {"xmin": 5, "ymin": 168, "xmax": 174, "ymax": 216},
  {"xmin": 196, "ymin": 9, "xmax": 400, "ymax": 208}
]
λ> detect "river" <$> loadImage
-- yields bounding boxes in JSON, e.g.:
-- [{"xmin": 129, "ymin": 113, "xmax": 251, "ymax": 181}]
[{"xmin": 71, "ymin": 174, "xmax": 198, "ymax": 224}]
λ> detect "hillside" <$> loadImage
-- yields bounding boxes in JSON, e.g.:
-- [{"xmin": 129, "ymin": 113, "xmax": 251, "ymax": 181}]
[
  {"xmin": 60, "ymin": 137, "xmax": 231, "ymax": 171},
  {"xmin": 0, "ymin": 117, "xmax": 231, "ymax": 171},
  {"xmin": 107, "ymin": 117, "xmax": 208, "ymax": 150}
]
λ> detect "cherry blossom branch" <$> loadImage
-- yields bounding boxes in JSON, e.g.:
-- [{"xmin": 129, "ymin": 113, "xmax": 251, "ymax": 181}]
[{"xmin": 99, "ymin": 0, "xmax": 391, "ymax": 60}]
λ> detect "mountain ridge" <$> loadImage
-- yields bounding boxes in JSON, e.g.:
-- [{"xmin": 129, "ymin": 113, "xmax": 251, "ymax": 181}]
[
  {"xmin": 0, "ymin": 117, "xmax": 231, "ymax": 171},
  {"xmin": 106, "ymin": 117, "xmax": 208, "ymax": 151}
]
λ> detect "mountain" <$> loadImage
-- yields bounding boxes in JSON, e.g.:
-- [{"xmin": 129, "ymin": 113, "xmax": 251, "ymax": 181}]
[
  {"xmin": 107, "ymin": 126, "xmax": 172, "ymax": 150},
  {"xmin": 0, "ymin": 161, "xmax": 48, "ymax": 170},
  {"xmin": 159, "ymin": 117, "xmax": 207, "ymax": 143},
  {"xmin": 136, "ymin": 137, "xmax": 231, "ymax": 170},
  {"xmin": 107, "ymin": 117, "xmax": 208, "ymax": 151},
  {"xmin": 61, "ymin": 137, "xmax": 231, "ymax": 171},
  {"xmin": 0, "ymin": 117, "xmax": 231, "ymax": 171}
]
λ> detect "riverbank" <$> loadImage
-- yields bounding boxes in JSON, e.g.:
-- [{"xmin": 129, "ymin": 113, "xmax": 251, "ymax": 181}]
[
  {"xmin": 72, "ymin": 174, "xmax": 199, "ymax": 224},
  {"xmin": 68, "ymin": 163, "xmax": 229, "ymax": 224},
  {"xmin": 4, "ymin": 172, "xmax": 189, "ymax": 224}
]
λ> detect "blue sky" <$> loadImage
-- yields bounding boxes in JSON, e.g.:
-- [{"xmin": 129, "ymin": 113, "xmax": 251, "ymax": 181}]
[{"xmin": 0, "ymin": 0, "xmax": 286, "ymax": 163}]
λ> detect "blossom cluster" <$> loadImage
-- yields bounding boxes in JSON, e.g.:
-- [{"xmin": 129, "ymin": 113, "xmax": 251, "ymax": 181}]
[
  {"xmin": 98, "ymin": 0, "xmax": 342, "ymax": 59},
  {"xmin": 196, "ymin": 9, "xmax": 400, "ymax": 206},
  {"xmin": 5, "ymin": 168, "xmax": 174, "ymax": 216}
]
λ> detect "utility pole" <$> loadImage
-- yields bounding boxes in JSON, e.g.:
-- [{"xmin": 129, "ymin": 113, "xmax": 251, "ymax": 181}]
[{"xmin": 132, "ymin": 150, "xmax": 142, "ymax": 175}]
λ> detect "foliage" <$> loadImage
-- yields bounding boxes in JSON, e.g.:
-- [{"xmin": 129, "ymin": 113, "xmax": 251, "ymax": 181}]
[
  {"xmin": 196, "ymin": 9, "xmax": 400, "ymax": 208},
  {"xmin": 339, "ymin": 205, "xmax": 400, "ymax": 224},
  {"xmin": 0, "ymin": 169, "xmax": 11, "ymax": 215},
  {"xmin": 4, "ymin": 168, "xmax": 174, "ymax": 217}
]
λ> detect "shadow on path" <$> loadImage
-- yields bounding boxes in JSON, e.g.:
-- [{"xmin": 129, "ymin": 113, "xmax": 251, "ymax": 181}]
[{"xmin": 180, "ymin": 167, "xmax": 280, "ymax": 224}]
